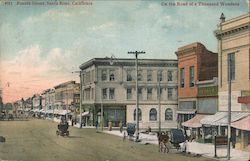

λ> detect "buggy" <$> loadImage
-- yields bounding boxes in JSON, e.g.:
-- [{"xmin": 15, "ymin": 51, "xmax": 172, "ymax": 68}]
[
  {"xmin": 169, "ymin": 129, "xmax": 186, "ymax": 150},
  {"xmin": 126, "ymin": 123, "xmax": 136, "ymax": 137},
  {"xmin": 56, "ymin": 121, "xmax": 69, "ymax": 136}
]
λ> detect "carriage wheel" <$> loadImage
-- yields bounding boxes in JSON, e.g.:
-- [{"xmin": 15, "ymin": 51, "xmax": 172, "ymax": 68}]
[
  {"xmin": 56, "ymin": 131, "xmax": 59, "ymax": 136},
  {"xmin": 66, "ymin": 131, "xmax": 69, "ymax": 136}
]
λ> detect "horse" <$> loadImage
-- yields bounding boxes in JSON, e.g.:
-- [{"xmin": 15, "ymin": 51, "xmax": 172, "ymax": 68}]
[{"xmin": 157, "ymin": 131, "xmax": 170, "ymax": 153}]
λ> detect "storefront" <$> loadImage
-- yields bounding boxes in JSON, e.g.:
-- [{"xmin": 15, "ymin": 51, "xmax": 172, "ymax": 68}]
[{"xmin": 231, "ymin": 115, "xmax": 250, "ymax": 150}]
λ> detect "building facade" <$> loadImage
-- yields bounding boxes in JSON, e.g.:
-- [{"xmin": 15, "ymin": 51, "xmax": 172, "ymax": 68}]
[
  {"xmin": 175, "ymin": 42, "xmax": 218, "ymax": 128},
  {"xmin": 79, "ymin": 58, "xmax": 178, "ymax": 129},
  {"xmin": 54, "ymin": 81, "xmax": 80, "ymax": 112},
  {"xmin": 215, "ymin": 12, "xmax": 250, "ymax": 150}
]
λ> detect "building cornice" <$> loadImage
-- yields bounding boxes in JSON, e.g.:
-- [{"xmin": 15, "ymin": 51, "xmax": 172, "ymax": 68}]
[
  {"xmin": 79, "ymin": 58, "xmax": 177, "ymax": 70},
  {"xmin": 215, "ymin": 22, "xmax": 249, "ymax": 39}
]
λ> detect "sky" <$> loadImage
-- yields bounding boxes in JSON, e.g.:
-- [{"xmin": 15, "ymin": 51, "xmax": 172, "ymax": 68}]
[{"xmin": 0, "ymin": 0, "xmax": 249, "ymax": 103}]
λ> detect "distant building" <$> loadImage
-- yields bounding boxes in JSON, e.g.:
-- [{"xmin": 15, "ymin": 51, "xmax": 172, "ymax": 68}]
[
  {"xmin": 32, "ymin": 94, "xmax": 41, "ymax": 110},
  {"xmin": 175, "ymin": 42, "xmax": 218, "ymax": 128},
  {"xmin": 79, "ymin": 58, "xmax": 178, "ymax": 128},
  {"xmin": 54, "ymin": 81, "xmax": 80, "ymax": 112}
]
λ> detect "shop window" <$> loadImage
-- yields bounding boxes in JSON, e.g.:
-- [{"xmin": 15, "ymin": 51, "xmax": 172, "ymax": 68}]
[
  {"xmin": 165, "ymin": 108, "xmax": 173, "ymax": 120},
  {"xmin": 133, "ymin": 108, "xmax": 142, "ymax": 121}
]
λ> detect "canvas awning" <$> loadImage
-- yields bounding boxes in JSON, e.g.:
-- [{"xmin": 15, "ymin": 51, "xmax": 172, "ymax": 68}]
[
  {"xmin": 200, "ymin": 112, "xmax": 250, "ymax": 126},
  {"xmin": 231, "ymin": 115, "xmax": 250, "ymax": 131},
  {"xmin": 182, "ymin": 114, "xmax": 209, "ymax": 128}
]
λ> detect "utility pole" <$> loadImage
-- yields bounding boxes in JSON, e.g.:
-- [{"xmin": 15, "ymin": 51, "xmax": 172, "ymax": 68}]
[
  {"xmin": 158, "ymin": 81, "xmax": 161, "ymax": 132},
  {"xmin": 227, "ymin": 54, "xmax": 232, "ymax": 160},
  {"xmin": 79, "ymin": 71, "xmax": 83, "ymax": 128},
  {"xmin": 128, "ymin": 50, "xmax": 145, "ymax": 142}
]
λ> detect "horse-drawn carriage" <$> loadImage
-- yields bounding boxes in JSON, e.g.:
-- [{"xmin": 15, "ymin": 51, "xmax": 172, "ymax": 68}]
[
  {"xmin": 56, "ymin": 121, "xmax": 69, "ymax": 136},
  {"xmin": 157, "ymin": 129, "xmax": 186, "ymax": 153}
]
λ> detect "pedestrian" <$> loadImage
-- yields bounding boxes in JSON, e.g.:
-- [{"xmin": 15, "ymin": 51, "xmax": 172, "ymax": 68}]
[
  {"xmin": 108, "ymin": 120, "xmax": 112, "ymax": 131},
  {"xmin": 95, "ymin": 120, "xmax": 98, "ymax": 132},
  {"xmin": 119, "ymin": 121, "xmax": 123, "ymax": 133}
]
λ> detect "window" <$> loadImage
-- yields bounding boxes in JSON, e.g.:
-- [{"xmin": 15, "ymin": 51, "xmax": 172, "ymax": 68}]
[
  {"xmin": 149, "ymin": 108, "xmax": 157, "ymax": 121},
  {"xmin": 133, "ymin": 108, "xmax": 142, "ymax": 121},
  {"xmin": 190, "ymin": 66, "xmax": 194, "ymax": 87},
  {"xmin": 101, "ymin": 70, "xmax": 107, "ymax": 81},
  {"xmin": 102, "ymin": 88, "xmax": 107, "ymax": 99},
  {"xmin": 228, "ymin": 53, "xmax": 235, "ymax": 81},
  {"xmin": 180, "ymin": 68, "xmax": 184, "ymax": 88},
  {"xmin": 168, "ymin": 70, "xmax": 173, "ymax": 81},
  {"xmin": 138, "ymin": 70, "xmax": 142, "ymax": 81},
  {"xmin": 147, "ymin": 88, "xmax": 153, "ymax": 100},
  {"xmin": 85, "ymin": 88, "xmax": 90, "ymax": 100},
  {"xmin": 138, "ymin": 88, "xmax": 142, "ymax": 100},
  {"xmin": 157, "ymin": 87, "xmax": 163, "ymax": 100},
  {"xmin": 157, "ymin": 70, "xmax": 163, "ymax": 82},
  {"xmin": 165, "ymin": 108, "xmax": 173, "ymax": 121},
  {"xmin": 86, "ymin": 72, "xmax": 90, "ymax": 83},
  {"xmin": 127, "ymin": 88, "xmax": 132, "ymax": 100},
  {"xmin": 109, "ymin": 70, "xmax": 115, "ymax": 81},
  {"xmin": 109, "ymin": 88, "xmax": 115, "ymax": 99},
  {"xmin": 82, "ymin": 73, "xmax": 85, "ymax": 84},
  {"xmin": 127, "ymin": 70, "xmax": 133, "ymax": 81},
  {"xmin": 168, "ymin": 88, "xmax": 173, "ymax": 100},
  {"xmin": 147, "ymin": 70, "xmax": 152, "ymax": 81}
]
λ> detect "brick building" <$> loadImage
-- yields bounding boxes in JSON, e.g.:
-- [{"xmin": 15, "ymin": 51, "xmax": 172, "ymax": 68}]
[{"xmin": 175, "ymin": 42, "xmax": 218, "ymax": 128}]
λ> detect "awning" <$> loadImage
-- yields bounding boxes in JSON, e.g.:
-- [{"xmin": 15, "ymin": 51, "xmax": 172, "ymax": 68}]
[
  {"xmin": 58, "ymin": 110, "xmax": 71, "ymax": 115},
  {"xmin": 200, "ymin": 112, "xmax": 250, "ymax": 126},
  {"xmin": 182, "ymin": 114, "xmax": 209, "ymax": 128},
  {"xmin": 176, "ymin": 110, "xmax": 196, "ymax": 114},
  {"xmin": 231, "ymin": 115, "xmax": 250, "ymax": 131}
]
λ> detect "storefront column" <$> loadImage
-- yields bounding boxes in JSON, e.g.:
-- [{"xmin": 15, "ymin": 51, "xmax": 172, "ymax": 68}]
[
  {"xmin": 218, "ymin": 126, "xmax": 221, "ymax": 135},
  {"xmin": 241, "ymin": 130, "xmax": 244, "ymax": 149}
]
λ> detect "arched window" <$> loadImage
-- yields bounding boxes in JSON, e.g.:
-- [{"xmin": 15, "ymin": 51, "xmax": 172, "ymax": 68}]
[
  {"xmin": 165, "ymin": 108, "xmax": 173, "ymax": 121},
  {"xmin": 133, "ymin": 108, "xmax": 142, "ymax": 121},
  {"xmin": 149, "ymin": 108, "xmax": 157, "ymax": 121}
]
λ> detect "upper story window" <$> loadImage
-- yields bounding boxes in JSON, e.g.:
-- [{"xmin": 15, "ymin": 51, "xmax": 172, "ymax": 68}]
[
  {"xmin": 127, "ymin": 70, "xmax": 133, "ymax": 81},
  {"xmin": 180, "ymin": 68, "xmax": 184, "ymax": 88},
  {"xmin": 82, "ymin": 73, "xmax": 85, "ymax": 84},
  {"xmin": 147, "ymin": 70, "xmax": 152, "ymax": 81},
  {"xmin": 109, "ymin": 70, "xmax": 115, "ymax": 81},
  {"xmin": 168, "ymin": 88, "xmax": 173, "ymax": 100},
  {"xmin": 228, "ymin": 53, "xmax": 235, "ymax": 81},
  {"xmin": 101, "ymin": 70, "xmax": 107, "ymax": 81},
  {"xmin": 190, "ymin": 66, "xmax": 194, "ymax": 87},
  {"xmin": 147, "ymin": 87, "xmax": 153, "ymax": 100},
  {"xmin": 127, "ymin": 88, "xmax": 132, "ymax": 100},
  {"xmin": 157, "ymin": 70, "xmax": 163, "ymax": 82},
  {"xmin": 109, "ymin": 88, "xmax": 115, "ymax": 99},
  {"xmin": 85, "ymin": 88, "xmax": 91, "ymax": 100},
  {"xmin": 102, "ymin": 88, "xmax": 107, "ymax": 99},
  {"xmin": 138, "ymin": 70, "xmax": 142, "ymax": 81},
  {"xmin": 86, "ymin": 72, "xmax": 90, "ymax": 83},
  {"xmin": 138, "ymin": 87, "xmax": 142, "ymax": 100},
  {"xmin": 168, "ymin": 70, "xmax": 173, "ymax": 81},
  {"xmin": 157, "ymin": 87, "xmax": 163, "ymax": 100}
]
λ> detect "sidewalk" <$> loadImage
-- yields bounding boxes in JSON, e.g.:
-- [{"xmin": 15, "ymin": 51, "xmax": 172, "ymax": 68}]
[{"xmin": 103, "ymin": 130, "xmax": 250, "ymax": 161}]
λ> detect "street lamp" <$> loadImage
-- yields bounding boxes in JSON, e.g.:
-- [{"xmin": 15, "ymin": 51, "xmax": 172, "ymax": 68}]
[{"xmin": 128, "ymin": 50, "xmax": 145, "ymax": 142}]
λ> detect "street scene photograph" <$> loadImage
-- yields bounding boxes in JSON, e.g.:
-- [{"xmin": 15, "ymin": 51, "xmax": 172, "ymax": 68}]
[{"xmin": 0, "ymin": 0, "xmax": 250, "ymax": 161}]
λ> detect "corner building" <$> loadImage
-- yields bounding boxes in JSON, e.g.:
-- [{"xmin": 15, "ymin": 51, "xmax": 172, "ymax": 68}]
[{"xmin": 79, "ymin": 58, "xmax": 178, "ymax": 129}]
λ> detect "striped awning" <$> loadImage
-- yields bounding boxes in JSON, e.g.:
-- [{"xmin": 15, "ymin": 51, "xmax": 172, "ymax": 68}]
[
  {"xmin": 200, "ymin": 112, "xmax": 250, "ymax": 126},
  {"xmin": 182, "ymin": 114, "xmax": 209, "ymax": 128}
]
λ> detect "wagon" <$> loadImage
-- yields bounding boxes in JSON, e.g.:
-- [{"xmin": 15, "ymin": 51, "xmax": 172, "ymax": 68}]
[{"xmin": 56, "ymin": 122, "xmax": 69, "ymax": 136}]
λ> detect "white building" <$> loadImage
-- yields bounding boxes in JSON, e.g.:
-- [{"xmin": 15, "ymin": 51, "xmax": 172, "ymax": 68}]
[{"xmin": 79, "ymin": 58, "xmax": 178, "ymax": 129}]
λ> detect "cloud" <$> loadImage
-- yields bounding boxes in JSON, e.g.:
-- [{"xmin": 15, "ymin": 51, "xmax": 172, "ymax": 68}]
[{"xmin": 1, "ymin": 45, "xmax": 79, "ymax": 102}]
